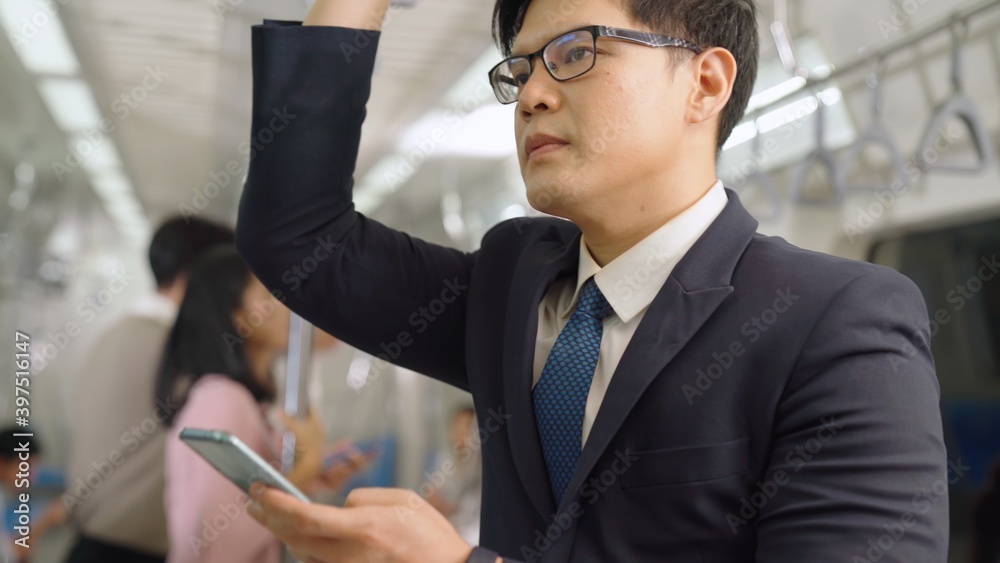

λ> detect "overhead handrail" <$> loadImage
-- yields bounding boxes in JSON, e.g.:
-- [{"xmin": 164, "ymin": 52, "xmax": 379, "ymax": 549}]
[
  {"xmin": 735, "ymin": 115, "xmax": 783, "ymax": 221},
  {"xmin": 841, "ymin": 59, "xmax": 910, "ymax": 192},
  {"xmin": 790, "ymin": 91, "xmax": 846, "ymax": 205},
  {"xmin": 915, "ymin": 18, "xmax": 995, "ymax": 173},
  {"xmin": 751, "ymin": 0, "xmax": 1000, "ymax": 117}
]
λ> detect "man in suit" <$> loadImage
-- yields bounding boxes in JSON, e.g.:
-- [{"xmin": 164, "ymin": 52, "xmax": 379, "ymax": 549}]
[{"xmin": 237, "ymin": 0, "xmax": 949, "ymax": 561}]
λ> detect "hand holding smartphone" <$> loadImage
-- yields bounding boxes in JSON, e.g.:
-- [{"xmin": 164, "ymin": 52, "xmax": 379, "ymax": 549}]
[{"xmin": 179, "ymin": 428, "xmax": 311, "ymax": 503}]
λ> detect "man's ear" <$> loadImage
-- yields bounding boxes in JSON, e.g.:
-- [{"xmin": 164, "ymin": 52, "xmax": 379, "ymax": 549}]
[{"xmin": 686, "ymin": 47, "xmax": 738, "ymax": 127}]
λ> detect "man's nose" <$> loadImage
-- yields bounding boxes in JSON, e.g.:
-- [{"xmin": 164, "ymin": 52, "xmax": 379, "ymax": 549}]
[{"xmin": 518, "ymin": 59, "xmax": 560, "ymax": 117}]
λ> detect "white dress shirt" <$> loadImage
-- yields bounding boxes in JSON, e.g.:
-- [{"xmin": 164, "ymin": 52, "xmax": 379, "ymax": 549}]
[{"xmin": 532, "ymin": 180, "xmax": 728, "ymax": 445}]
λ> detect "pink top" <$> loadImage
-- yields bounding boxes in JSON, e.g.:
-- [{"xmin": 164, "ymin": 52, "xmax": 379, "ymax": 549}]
[{"xmin": 164, "ymin": 374, "xmax": 282, "ymax": 563}]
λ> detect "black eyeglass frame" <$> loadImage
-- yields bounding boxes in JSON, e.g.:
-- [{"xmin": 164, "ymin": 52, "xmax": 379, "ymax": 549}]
[{"xmin": 488, "ymin": 24, "xmax": 704, "ymax": 105}]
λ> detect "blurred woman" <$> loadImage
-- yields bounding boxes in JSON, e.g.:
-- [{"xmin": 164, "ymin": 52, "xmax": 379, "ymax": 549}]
[{"xmin": 155, "ymin": 247, "xmax": 350, "ymax": 563}]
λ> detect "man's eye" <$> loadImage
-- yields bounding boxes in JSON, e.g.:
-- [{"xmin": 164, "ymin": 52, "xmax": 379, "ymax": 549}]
[
  {"xmin": 515, "ymin": 73, "xmax": 530, "ymax": 86},
  {"xmin": 565, "ymin": 47, "xmax": 593, "ymax": 63}
]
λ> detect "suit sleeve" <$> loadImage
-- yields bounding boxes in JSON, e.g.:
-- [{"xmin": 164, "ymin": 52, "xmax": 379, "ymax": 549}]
[
  {"xmin": 236, "ymin": 21, "xmax": 475, "ymax": 391},
  {"xmin": 754, "ymin": 270, "xmax": 949, "ymax": 562}
]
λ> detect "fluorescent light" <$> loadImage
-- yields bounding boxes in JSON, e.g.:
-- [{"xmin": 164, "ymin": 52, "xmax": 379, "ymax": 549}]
[
  {"xmin": 399, "ymin": 104, "xmax": 515, "ymax": 159},
  {"xmin": 38, "ymin": 78, "xmax": 104, "ymax": 131},
  {"xmin": 88, "ymin": 169, "xmax": 133, "ymax": 200},
  {"xmin": 499, "ymin": 203, "xmax": 526, "ymax": 220},
  {"xmin": 722, "ymin": 122, "xmax": 758, "ymax": 151},
  {"xmin": 443, "ymin": 49, "xmax": 504, "ymax": 109},
  {"xmin": 71, "ymin": 134, "xmax": 123, "ymax": 172},
  {"xmin": 0, "ymin": 0, "xmax": 80, "ymax": 75},
  {"xmin": 107, "ymin": 198, "xmax": 143, "ymax": 222},
  {"xmin": 440, "ymin": 104, "xmax": 515, "ymax": 158},
  {"xmin": 745, "ymin": 77, "xmax": 806, "ymax": 114},
  {"xmin": 724, "ymin": 87, "xmax": 843, "ymax": 151},
  {"xmin": 354, "ymin": 46, "xmax": 518, "ymax": 214}
]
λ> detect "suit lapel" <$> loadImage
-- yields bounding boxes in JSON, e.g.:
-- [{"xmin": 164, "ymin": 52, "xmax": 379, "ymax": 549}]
[
  {"xmin": 503, "ymin": 225, "xmax": 580, "ymax": 522},
  {"xmin": 557, "ymin": 190, "xmax": 760, "ymax": 516}
]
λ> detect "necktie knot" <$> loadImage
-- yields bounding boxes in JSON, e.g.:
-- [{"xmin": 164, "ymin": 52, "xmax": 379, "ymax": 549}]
[{"xmin": 577, "ymin": 277, "xmax": 613, "ymax": 320}]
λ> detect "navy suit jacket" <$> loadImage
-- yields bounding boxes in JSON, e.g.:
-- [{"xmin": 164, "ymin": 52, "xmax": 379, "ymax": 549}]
[{"xmin": 236, "ymin": 21, "xmax": 949, "ymax": 563}]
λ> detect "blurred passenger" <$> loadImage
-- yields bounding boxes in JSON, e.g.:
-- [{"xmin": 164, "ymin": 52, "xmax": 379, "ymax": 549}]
[
  {"xmin": 971, "ymin": 459, "xmax": 1000, "ymax": 563},
  {"xmin": 64, "ymin": 217, "xmax": 234, "ymax": 563},
  {"xmin": 426, "ymin": 406, "xmax": 483, "ymax": 545},
  {"xmin": 1, "ymin": 427, "xmax": 67, "ymax": 562},
  {"xmin": 157, "ymin": 247, "xmax": 365, "ymax": 563}
]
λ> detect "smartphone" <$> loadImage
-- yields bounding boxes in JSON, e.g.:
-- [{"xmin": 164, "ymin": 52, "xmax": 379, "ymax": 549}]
[{"xmin": 179, "ymin": 428, "xmax": 311, "ymax": 503}]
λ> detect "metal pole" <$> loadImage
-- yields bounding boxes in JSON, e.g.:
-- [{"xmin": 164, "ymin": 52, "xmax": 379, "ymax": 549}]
[{"xmin": 281, "ymin": 312, "xmax": 313, "ymax": 474}]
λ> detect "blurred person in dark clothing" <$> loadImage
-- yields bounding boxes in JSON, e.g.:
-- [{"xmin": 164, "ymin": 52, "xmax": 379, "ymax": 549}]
[
  {"xmin": 1, "ymin": 428, "xmax": 66, "ymax": 562},
  {"xmin": 971, "ymin": 460, "xmax": 1000, "ymax": 563}
]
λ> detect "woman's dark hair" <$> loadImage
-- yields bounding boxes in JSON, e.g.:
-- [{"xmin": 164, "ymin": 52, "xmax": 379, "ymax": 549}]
[{"xmin": 155, "ymin": 245, "xmax": 274, "ymax": 426}]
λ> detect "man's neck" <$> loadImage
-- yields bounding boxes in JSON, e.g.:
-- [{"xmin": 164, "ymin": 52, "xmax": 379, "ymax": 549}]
[{"xmin": 577, "ymin": 178, "xmax": 718, "ymax": 267}]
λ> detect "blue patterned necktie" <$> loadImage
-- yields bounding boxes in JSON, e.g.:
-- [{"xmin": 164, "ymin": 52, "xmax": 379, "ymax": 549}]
[{"xmin": 533, "ymin": 276, "xmax": 614, "ymax": 505}]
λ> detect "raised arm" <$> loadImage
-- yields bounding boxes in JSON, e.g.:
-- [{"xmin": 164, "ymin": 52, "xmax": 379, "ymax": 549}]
[{"xmin": 235, "ymin": 0, "xmax": 475, "ymax": 390}]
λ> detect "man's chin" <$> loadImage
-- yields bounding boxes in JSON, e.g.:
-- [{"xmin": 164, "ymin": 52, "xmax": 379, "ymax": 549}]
[{"xmin": 525, "ymin": 182, "xmax": 576, "ymax": 218}]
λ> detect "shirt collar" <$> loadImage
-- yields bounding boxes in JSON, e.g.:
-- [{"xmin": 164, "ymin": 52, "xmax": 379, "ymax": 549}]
[{"xmin": 569, "ymin": 180, "xmax": 728, "ymax": 323}]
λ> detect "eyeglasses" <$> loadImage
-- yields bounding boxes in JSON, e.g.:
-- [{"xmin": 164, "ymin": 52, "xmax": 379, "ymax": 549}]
[{"xmin": 488, "ymin": 25, "xmax": 703, "ymax": 105}]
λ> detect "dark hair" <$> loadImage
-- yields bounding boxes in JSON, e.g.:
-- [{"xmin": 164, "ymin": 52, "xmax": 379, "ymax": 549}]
[
  {"xmin": 0, "ymin": 426, "xmax": 41, "ymax": 460},
  {"xmin": 155, "ymin": 246, "xmax": 274, "ymax": 426},
  {"xmin": 149, "ymin": 217, "xmax": 235, "ymax": 288},
  {"xmin": 492, "ymin": 0, "xmax": 759, "ymax": 152}
]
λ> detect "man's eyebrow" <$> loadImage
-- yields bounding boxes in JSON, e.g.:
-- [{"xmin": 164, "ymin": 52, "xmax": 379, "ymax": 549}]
[{"xmin": 510, "ymin": 23, "xmax": 588, "ymax": 57}]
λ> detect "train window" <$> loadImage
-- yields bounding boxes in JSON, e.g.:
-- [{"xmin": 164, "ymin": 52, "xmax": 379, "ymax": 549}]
[
  {"xmin": 869, "ymin": 217, "xmax": 1000, "ymax": 505},
  {"xmin": 870, "ymin": 217, "xmax": 1000, "ymax": 389}
]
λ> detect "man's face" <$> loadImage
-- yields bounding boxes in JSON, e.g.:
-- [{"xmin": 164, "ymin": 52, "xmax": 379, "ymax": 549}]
[{"xmin": 511, "ymin": 0, "xmax": 694, "ymax": 219}]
